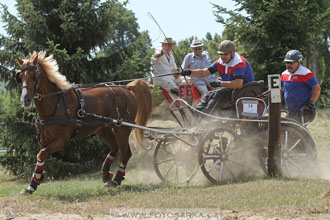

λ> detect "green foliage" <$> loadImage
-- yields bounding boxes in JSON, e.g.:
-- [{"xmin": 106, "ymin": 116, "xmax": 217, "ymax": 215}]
[
  {"xmin": 0, "ymin": 91, "xmax": 39, "ymax": 178},
  {"xmin": 0, "ymin": 92, "xmax": 109, "ymax": 179},
  {"xmin": 0, "ymin": 0, "xmax": 152, "ymax": 84},
  {"xmin": 0, "ymin": 0, "xmax": 153, "ymax": 178},
  {"xmin": 150, "ymin": 85, "xmax": 165, "ymax": 106},
  {"xmin": 212, "ymin": 0, "xmax": 330, "ymax": 88},
  {"xmin": 172, "ymin": 33, "xmax": 223, "ymax": 68}
]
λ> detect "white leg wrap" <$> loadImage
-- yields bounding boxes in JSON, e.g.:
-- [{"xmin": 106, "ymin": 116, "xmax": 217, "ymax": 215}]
[{"xmin": 27, "ymin": 186, "xmax": 35, "ymax": 192}]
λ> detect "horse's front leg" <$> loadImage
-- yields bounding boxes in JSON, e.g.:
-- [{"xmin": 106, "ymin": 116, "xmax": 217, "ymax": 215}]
[
  {"xmin": 108, "ymin": 128, "xmax": 132, "ymax": 187},
  {"xmin": 19, "ymin": 138, "xmax": 70, "ymax": 195}
]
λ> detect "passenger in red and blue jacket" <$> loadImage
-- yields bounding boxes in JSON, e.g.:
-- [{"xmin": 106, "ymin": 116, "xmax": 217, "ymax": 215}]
[
  {"xmin": 281, "ymin": 50, "xmax": 321, "ymax": 123},
  {"xmin": 180, "ymin": 40, "xmax": 255, "ymax": 114}
]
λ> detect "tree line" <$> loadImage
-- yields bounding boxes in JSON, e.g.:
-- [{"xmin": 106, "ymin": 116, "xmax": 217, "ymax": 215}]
[{"xmin": 0, "ymin": 0, "xmax": 329, "ymax": 178}]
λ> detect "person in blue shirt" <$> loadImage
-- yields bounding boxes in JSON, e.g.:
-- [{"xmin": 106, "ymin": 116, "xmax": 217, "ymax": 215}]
[
  {"xmin": 181, "ymin": 40, "xmax": 255, "ymax": 114},
  {"xmin": 181, "ymin": 39, "xmax": 220, "ymax": 96},
  {"xmin": 281, "ymin": 50, "xmax": 321, "ymax": 123}
]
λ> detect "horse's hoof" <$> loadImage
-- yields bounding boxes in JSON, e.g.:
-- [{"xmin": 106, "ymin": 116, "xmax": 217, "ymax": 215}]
[
  {"xmin": 102, "ymin": 171, "xmax": 114, "ymax": 183},
  {"xmin": 19, "ymin": 189, "xmax": 34, "ymax": 195},
  {"xmin": 104, "ymin": 180, "xmax": 118, "ymax": 188}
]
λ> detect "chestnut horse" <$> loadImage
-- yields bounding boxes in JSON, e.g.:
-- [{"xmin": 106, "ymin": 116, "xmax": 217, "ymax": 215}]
[{"xmin": 16, "ymin": 51, "xmax": 153, "ymax": 195}]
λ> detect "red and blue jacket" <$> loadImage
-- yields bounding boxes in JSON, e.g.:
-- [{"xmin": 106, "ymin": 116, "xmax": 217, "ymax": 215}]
[
  {"xmin": 210, "ymin": 53, "xmax": 255, "ymax": 84},
  {"xmin": 281, "ymin": 65, "xmax": 318, "ymax": 114}
]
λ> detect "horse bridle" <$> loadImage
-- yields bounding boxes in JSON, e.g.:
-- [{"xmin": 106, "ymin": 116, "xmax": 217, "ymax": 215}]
[
  {"xmin": 16, "ymin": 64, "xmax": 66, "ymax": 101},
  {"xmin": 16, "ymin": 64, "xmax": 42, "ymax": 99}
]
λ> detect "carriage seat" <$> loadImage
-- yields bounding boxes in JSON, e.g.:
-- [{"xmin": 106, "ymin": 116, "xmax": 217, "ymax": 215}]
[
  {"xmin": 231, "ymin": 80, "xmax": 265, "ymax": 103},
  {"xmin": 236, "ymin": 97, "xmax": 267, "ymax": 119}
]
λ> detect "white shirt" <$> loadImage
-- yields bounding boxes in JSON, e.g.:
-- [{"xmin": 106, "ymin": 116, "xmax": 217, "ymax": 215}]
[{"xmin": 152, "ymin": 48, "xmax": 178, "ymax": 86}]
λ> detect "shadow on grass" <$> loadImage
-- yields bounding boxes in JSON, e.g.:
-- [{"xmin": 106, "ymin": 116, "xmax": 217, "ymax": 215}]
[
  {"xmin": 41, "ymin": 177, "xmax": 269, "ymax": 202},
  {"xmin": 42, "ymin": 183, "xmax": 167, "ymax": 202}
]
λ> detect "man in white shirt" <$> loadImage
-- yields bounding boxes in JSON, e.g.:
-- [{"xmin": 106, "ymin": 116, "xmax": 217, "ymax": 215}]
[{"xmin": 152, "ymin": 37, "xmax": 182, "ymax": 99}]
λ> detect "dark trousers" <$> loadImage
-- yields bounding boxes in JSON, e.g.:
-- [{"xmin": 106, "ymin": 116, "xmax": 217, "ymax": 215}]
[
  {"xmin": 286, "ymin": 108, "xmax": 315, "ymax": 125},
  {"xmin": 196, "ymin": 88, "xmax": 232, "ymax": 114}
]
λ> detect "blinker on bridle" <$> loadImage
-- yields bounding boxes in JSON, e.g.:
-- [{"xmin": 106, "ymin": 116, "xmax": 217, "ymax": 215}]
[{"xmin": 17, "ymin": 64, "xmax": 42, "ymax": 100}]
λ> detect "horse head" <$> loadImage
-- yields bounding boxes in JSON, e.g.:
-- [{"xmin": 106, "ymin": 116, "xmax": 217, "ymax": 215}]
[
  {"xmin": 16, "ymin": 53, "xmax": 40, "ymax": 108},
  {"xmin": 16, "ymin": 51, "xmax": 71, "ymax": 108}
]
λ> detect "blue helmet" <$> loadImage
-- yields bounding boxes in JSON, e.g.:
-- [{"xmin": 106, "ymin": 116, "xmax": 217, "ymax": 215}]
[{"xmin": 284, "ymin": 50, "xmax": 303, "ymax": 62}]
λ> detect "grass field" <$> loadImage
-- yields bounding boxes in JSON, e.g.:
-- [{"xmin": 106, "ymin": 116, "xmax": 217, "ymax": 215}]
[{"xmin": 0, "ymin": 108, "xmax": 330, "ymax": 219}]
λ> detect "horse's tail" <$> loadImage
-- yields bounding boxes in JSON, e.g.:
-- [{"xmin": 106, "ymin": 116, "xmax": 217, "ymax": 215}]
[{"xmin": 127, "ymin": 79, "xmax": 153, "ymax": 145}]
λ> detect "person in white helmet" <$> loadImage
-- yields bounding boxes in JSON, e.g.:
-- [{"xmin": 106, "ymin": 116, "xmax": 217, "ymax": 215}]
[{"xmin": 281, "ymin": 50, "xmax": 321, "ymax": 123}]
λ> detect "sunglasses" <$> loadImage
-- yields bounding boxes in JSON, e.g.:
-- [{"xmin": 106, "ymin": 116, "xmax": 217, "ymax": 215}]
[
  {"xmin": 285, "ymin": 61, "xmax": 295, "ymax": 65},
  {"xmin": 194, "ymin": 47, "xmax": 202, "ymax": 51}
]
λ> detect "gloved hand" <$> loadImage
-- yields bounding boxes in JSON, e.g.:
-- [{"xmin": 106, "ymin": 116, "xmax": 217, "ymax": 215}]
[
  {"xmin": 210, "ymin": 81, "xmax": 222, "ymax": 88},
  {"xmin": 170, "ymin": 88, "xmax": 179, "ymax": 96},
  {"xmin": 181, "ymin": 70, "xmax": 192, "ymax": 76},
  {"xmin": 305, "ymin": 100, "xmax": 315, "ymax": 111}
]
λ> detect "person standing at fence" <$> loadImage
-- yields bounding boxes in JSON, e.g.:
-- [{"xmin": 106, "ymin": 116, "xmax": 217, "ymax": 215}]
[
  {"xmin": 181, "ymin": 39, "xmax": 220, "ymax": 97},
  {"xmin": 281, "ymin": 50, "xmax": 321, "ymax": 123},
  {"xmin": 152, "ymin": 37, "xmax": 182, "ymax": 99},
  {"xmin": 181, "ymin": 40, "xmax": 255, "ymax": 114}
]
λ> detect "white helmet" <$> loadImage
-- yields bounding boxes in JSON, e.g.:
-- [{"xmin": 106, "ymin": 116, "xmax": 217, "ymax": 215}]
[{"xmin": 284, "ymin": 50, "xmax": 303, "ymax": 62}]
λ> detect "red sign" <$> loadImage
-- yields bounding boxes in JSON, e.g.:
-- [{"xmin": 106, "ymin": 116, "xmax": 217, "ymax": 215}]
[{"xmin": 179, "ymin": 84, "xmax": 192, "ymax": 99}]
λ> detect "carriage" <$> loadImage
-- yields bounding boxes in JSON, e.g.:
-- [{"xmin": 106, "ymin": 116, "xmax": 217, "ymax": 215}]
[
  {"xmin": 15, "ymin": 51, "xmax": 317, "ymax": 194},
  {"xmin": 151, "ymin": 79, "xmax": 317, "ymax": 185}
]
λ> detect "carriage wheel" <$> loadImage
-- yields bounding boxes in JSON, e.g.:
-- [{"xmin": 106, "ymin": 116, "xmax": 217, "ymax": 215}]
[
  {"xmin": 153, "ymin": 137, "xmax": 198, "ymax": 185},
  {"xmin": 258, "ymin": 124, "xmax": 317, "ymax": 177},
  {"xmin": 198, "ymin": 127, "xmax": 263, "ymax": 184}
]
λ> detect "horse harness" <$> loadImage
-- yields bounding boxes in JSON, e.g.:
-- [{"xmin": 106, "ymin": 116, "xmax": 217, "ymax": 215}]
[
  {"xmin": 18, "ymin": 63, "xmax": 135, "ymax": 137},
  {"xmin": 35, "ymin": 84, "xmax": 135, "ymax": 137}
]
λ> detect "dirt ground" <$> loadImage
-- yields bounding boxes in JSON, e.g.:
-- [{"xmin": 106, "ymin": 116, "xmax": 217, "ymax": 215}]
[
  {"xmin": 9, "ymin": 210, "xmax": 330, "ymax": 220},
  {"xmin": 4, "ymin": 102, "xmax": 330, "ymax": 220}
]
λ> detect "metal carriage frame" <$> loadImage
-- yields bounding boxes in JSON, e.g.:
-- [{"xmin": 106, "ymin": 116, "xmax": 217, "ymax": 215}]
[{"xmin": 147, "ymin": 89, "xmax": 318, "ymax": 185}]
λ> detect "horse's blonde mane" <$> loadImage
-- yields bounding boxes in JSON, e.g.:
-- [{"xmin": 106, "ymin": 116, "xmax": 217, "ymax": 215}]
[{"xmin": 29, "ymin": 51, "xmax": 72, "ymax": 90}]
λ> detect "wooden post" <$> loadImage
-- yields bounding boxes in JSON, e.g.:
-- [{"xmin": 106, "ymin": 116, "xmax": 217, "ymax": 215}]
[{"xmin": 267, "ymin": 75, "xmax": 282, "ymax": 177}]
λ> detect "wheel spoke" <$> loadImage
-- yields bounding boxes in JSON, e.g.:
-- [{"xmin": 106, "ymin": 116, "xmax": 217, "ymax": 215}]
[
  {"xmin": 288, "ymin": 158, "xmax": 303, "ymax": 171},
  {"xmin": 216, "ymin": 132, "xmax": 225, "ymax": 152},
  {"xmin": 288, "ymin": 153, "xmax": 308, "ymax": 158},
  {"xmin": 283, "ymin": 130, "xmax": 288, "ymax": 150},
  {"xmin": 284, "ymin": 160, "xmax": 291, "ymax": 176},
  {"xmin": 169, "ymin": 143, "xmax": 177, "ymax": 155},
  {"xmin": 203, "ymin": 154, "xmax": 220, "ymax": 159},
  {"xmin": 224, "ymin": 138, "xmax": 234, "ymax": 153},
  {"xmin": 218, "ymin": 161, "xmax": 224, "ymax": 181},
  {"xmin": 175, "ymin": 166, "xmax": 179, "ymax": 184},
  {"xmin": 288, "ymin": 139, "xmax": 301, "ymax": 152},
  {"xmin": 164, "ymin": 162, "xmax": 175, "ymax": 179},
  {"xmin": 159, "ymin": 145, "xmax": 175, "ymax": 155},
  {"xmin": 157, "ymin": 158, "xmax": 174, "ymax": 165},
  {"xmin": 227, "ymin": 146, "xmax": 247, "ymax": 155},
  {"xmin": 207, "ymin": 159, "xmax": 220, "ymax": 173},
  {"xmin": 209, "ymin": 140, "xmax": 221, "ymax": 154},
  {"xmin": 227, "ymin": 159, "xmax": 245, "ymax": 167},
  {"xmin": 224, "ymin": 162, "xmax": 237, "ymax": 179}
]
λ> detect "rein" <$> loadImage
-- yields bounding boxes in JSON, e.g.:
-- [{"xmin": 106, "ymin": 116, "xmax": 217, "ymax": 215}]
[
  {"xmin": 19, "ymin": 64, "xmax": 135, "ymax": 134},
  {"xmin": 35, "ymin": 83, "xmax": 134, "ymax": 135}
]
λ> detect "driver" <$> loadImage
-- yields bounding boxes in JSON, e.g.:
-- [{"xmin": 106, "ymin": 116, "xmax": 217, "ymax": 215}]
[{"xmin": 181, "ymin": 40, "xmax": 255, "ymax": 114}]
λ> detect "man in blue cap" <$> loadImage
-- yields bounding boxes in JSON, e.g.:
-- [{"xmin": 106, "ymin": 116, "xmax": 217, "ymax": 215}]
[{"xmin": 281, "ymin": 50, "xmax": 321, "ymax": 123}]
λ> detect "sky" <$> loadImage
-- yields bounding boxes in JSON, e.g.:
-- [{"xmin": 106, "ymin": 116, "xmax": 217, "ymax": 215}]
[{"xmin": 0, "ymin": 0, "xmax": 237, "ymax": 47}]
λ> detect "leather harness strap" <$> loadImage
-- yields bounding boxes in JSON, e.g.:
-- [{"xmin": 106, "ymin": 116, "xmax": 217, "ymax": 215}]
[{"xmin": 36, "ymin": 84, "xmax": 135, "ymax": 137}]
